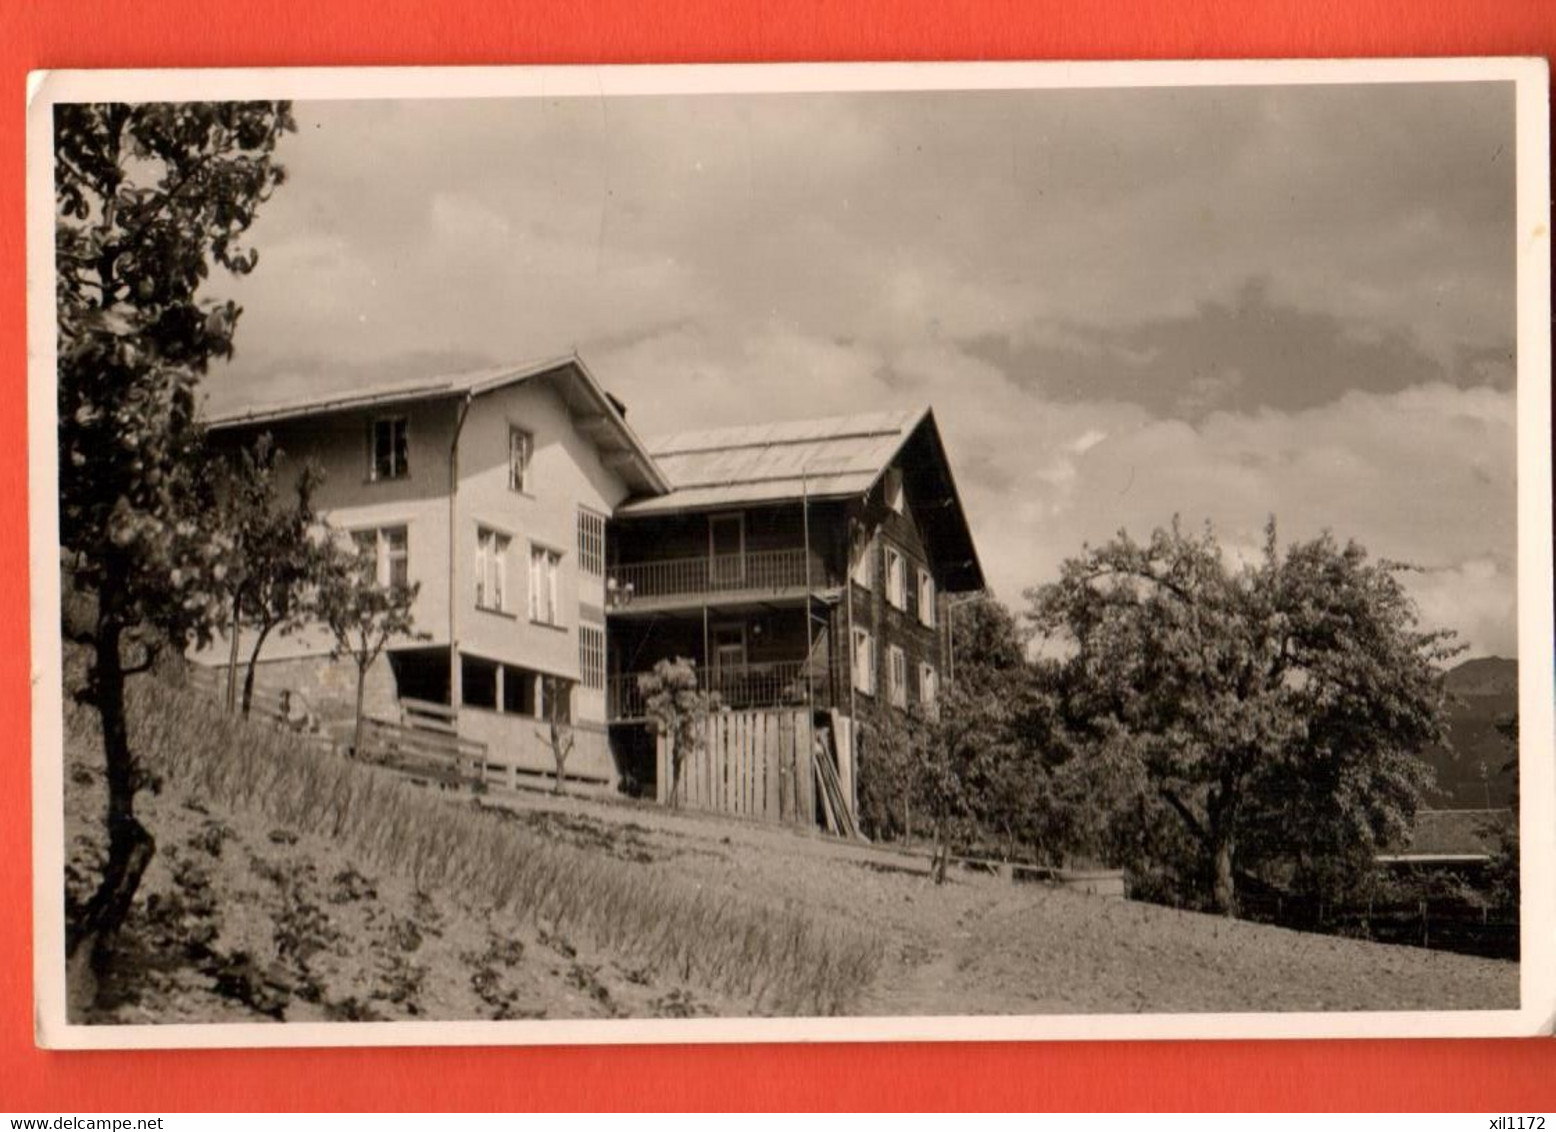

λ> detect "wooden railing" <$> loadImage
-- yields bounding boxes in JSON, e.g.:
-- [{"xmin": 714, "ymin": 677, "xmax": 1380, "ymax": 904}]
[
  {"xmin": 609, "ymin": 659, "xmax": 812, "ymax": 720},
  {"xmin": 356, "ymin": 715, "xmax": 487, "ymax": 789},
  {"xmin": 608, "ymin": 548, "xmax": 829, "ymax": 604}
]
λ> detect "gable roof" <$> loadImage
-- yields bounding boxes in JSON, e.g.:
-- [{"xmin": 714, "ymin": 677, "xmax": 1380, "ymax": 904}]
[
  {"xmin": 1377, "ymin": 808, "xmax": 1512, "ymax": 864},
  {"xmin": 202, "ymin": 355, "xmax": 669, "ymax": 495},
  {"xmin": 624, "ymin": 408, "xmax": 926, "ymax": 513},
  {"xmin": 617, "ymin": 406, "xmax": 985, "ymax": 591}
]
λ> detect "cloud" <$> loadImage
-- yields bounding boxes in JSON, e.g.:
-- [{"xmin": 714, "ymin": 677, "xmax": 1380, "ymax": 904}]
[
  {"xmin": 188, "ymin": 82, "xmax": 1518, "ymax": 658},
  {"xmin": 965, "ymin": 277, "xmax": 1514, "ymax": 420},
  {"xmin": 1408, "ymin": 558, "xmax": 1518, "ymax": 659}
]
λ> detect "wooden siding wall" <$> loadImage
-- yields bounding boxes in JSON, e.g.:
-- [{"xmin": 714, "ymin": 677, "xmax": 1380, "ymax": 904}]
[
  {"xmin": 655, "ymin": 708, "xmax": 817, "ymax": 826},
  {"xmin": 849, "ymin": 474, "xmax": 947, "ymax": 715}
]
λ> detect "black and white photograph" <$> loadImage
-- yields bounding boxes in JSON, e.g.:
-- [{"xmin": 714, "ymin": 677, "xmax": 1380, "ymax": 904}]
[{"xmin": 26, "ymin": 60, "xmax": 1553, "ymax": 1046}]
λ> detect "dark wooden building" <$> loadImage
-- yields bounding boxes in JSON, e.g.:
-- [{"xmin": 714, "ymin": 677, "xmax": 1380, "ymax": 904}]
[{"xmin": 604, "ymin": 408, "xmax": 984, "ymax": 792}]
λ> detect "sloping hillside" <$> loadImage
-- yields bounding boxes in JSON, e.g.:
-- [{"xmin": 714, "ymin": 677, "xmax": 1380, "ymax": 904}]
[
  {"xmin": 63, "ymin": 648, "xmax": 1518, "ymax": 1023},
  {"xmin": 63, "ymin": 646, "xmax": 876, "ymax": 1023}
]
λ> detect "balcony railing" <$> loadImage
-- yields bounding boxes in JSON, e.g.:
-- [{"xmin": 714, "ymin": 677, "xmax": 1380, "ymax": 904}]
[
  {"xmin": 608, "ymin": 659, "xmax": 814, "ymax": 720},
  {"xmin": 608, "ymin": 548, "xmax": 829, "ymax": 606}
]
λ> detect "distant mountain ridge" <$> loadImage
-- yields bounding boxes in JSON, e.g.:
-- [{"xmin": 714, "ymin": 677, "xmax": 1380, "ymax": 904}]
[
  {"xmin": 1443, "ymin": 656, "xmax": 1518, "ymax": 698},
  {"xmin": 1420, "ymin": 656, "xmax": 1518, "ymax": 809}
]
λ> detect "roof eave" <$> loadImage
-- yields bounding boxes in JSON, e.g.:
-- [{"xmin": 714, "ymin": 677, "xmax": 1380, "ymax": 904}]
[
  {"xmin": 614, "ymin": 485, "xmax": 861, "ymax": 517},
  {"xmin": 872, "ymin": 407, "xmax": 986, "ymax": 592},
  {"xmin": 556, "ymin": 353, "xmax": 672, "ymax": 497},
  {"xmin": 203, "ymin": 383, "xmax": 458, "ymax": 431}
]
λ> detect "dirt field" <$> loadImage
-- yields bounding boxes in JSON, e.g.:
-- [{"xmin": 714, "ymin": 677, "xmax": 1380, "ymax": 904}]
[
  {"xmin": 477, "ymin": 785, "xmax": 1520, "ymax": 1016},
  {"xmin": 65, "ymin": 722, "xmax": 1519, "ymax": 1023}
]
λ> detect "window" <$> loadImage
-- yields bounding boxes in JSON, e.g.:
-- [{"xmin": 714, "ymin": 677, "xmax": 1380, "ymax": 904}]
[
  {"xmin": 352, "ymin": 525, "xmax": 409, "ymax": 589},
  {"xmin": 579, "ymin": 626, "xmax": 605, "ymax": 691},
  {"xmin": 917, "ymin": 568, "xmax": 936, "ymax": 628},
  {"xmin": 475, "ymin": 526, "xmax": 510, "ymax": 612},
  {"xmin": 919, "ymin": 662, "xmax": 938, "ymax": 706},
  {"xmin": 885, "ymin": 546, "xmax": 907, "ymax": 610},
  {"xmin": 851, "ymin": 534, "xmax": 874, "ymax": 589},
  {"xmin": 508, "ymin": 426, "xmax": 533, "ymax": 493},
  {"xmin": 384, "ymin": 527, "xmax": 408, "ymax": 589},
  {"xmin": 888, "ymin": 645, "xmax": 908, "ymax": 708},
  {"xmin": 578, "ymin": 508, "xmax": 606, "ymax": 577},
  {"xmin": 852, "ymin": 627, "xmax": 877, "ymax": 696},
  {"xmin": 369, "ymin": 416, "xmax": 409, "ymax": 481},
  {"xmin": 884, "ymin": 467, "xmax": 905, "ymax": 514},
  {"xmin": 529, "ymin": 545, "xmax": 562, "ymax": 626},
  {"xmin": 711, "ymin": 623, "xmax": 747, "ymax": 677}
]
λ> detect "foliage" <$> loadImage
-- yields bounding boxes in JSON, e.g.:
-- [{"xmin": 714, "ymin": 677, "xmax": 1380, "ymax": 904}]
[
  {"xmin": 313, "ymin": 538, "xmax": 426, "ymax": 755},
  {"xmin": 854, "ymin": 705, "xmax": 922, "ymax": 843},
  {"xmin": 55, "ymin": 100, "xmax": 295, "ymax": 986},
  {"xmin": 638, "ymin": 658, "xmax": 719, "ymax": 806},
  {"xmin": 213, "ymin": 433, "xmax": 328, "ymax": 716},
  {"xmin": 855, "ymin": 595, "xmax": 1119, "ymax": 873},
  {"xmin": 911, "ymin": 688, "xmax": 1007, "ymax": 882},
  {"xmin": 947, "ymin": 594, "xmax": 1029, "ymax": 688},
  {"xmin": 1027, "ymin": 517, "xmax": 1456, "ymax": 915},
  {"xmin": 1485, "ymin": 713, "xmax": 1520, "ymax": 916}
]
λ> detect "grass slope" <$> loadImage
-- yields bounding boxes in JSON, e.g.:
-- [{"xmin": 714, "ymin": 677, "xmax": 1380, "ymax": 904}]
[
  {"xmin": 62, "ymin": 646, "xmax": 1518, "ymax": 1023},
  {"xmin": 63, "ymin": 647, "xmax": 878, "ymax": 1022}
]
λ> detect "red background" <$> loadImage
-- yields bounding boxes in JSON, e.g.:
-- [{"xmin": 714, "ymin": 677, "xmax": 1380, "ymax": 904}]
[{"xmin": 3, "ymin": 0, "xmax": 1554, "ymax": 1112}]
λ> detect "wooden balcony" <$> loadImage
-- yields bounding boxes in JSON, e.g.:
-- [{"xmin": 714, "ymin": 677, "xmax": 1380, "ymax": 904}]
[
  {"xmin": 608, "ymin": 659, "xmax": 815, "ymax": 721},
  {"xmin": 607, "ymin": 548, "xmax": 832, "ymax": 613}
]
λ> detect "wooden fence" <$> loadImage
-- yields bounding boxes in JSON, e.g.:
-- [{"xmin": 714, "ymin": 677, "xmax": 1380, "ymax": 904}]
[
  {"xmin": 357, "ymin": 714, "xmax": 487, "ymax": 790},
  {"xmin": 656, "ymin": 707, "xmax": 863, "ymax": 834},
  {"xmin": 185, "ymin": 665, "xmax": 340, "ymax": 756},
  {"xmin": 185, "ymin": 668, "xmax": 488, "ymax": 787}
]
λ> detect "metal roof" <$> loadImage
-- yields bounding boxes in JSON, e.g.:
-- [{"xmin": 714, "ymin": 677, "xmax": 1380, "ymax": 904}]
[
  {"xmin": 202, "ymin": 355, "xmax": 669, "ymax": 495},
  {"xmin": 1393, "ymin": 808, "xmax": 1511, "ymax": 859},
  {"xmin": 203, "ymin": 356, "xmax": 578, "ymax": 429},
  {"xmin": 617, "ymin": 408, "xmax": 928, "ymax": 516}
]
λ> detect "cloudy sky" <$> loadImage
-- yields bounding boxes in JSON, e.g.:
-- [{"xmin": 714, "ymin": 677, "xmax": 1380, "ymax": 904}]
[{"xmin": 201, "ymin": 80, "xmax": 1519, "ymax": 659}]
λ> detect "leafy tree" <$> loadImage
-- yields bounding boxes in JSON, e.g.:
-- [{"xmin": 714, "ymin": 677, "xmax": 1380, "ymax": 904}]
[
  {"xmin": 911, "ymin": 690, "xmax": 1005, "ymax": 883},
  {"xmin": 858, "ymin": 597, "xmax": 1032, "ymax": 846},
  {"xmin": 314, "ymin": 539, "xmax": 426, "ymax": 756},
  {"xmin": 55, "ymin": 102, "xmax": 294, "ymax": 981},
  {"xmin": 1485, "ymin": 713, "xmax": 1520, "ymax": 917},
  {"xmin": 214, "ymin": 433, "xmax": 327, "ymax": 717},
  {"xmin": 639, "ymin": 658, "xmax": 719, "ymax": 806},
  {"xmin": 941, "ymin": 596, "xmax": 1061, "ymax": 859},
  {"xmin": 1027, "ymin": 518, "xmax": 1455, "ymax": 915},
  {"xmin": 855, "ymin": 706, "xmax": 921, "ymax": 842},
  {"xmin": 947, "ymin": 593, "xmax": 1029, "ymax": 691},
  {"xmin": 537, "ymin": 674, "xmax": 577, "ymax": 794}
]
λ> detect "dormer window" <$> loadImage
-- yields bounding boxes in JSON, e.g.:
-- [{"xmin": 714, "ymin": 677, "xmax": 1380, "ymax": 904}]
[{"xmin": 369, "ymin": 416, "xmax": 409, "ymax": 481}]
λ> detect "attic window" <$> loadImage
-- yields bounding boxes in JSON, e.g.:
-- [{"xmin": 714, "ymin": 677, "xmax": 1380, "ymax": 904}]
[
  {"xmin": 509, "ymin": 426, "xmax": 533, "ymax": 493},
  {"xmin": 369, "ymin": 416, "xmax": 409, "ymax": 481},
  {"xmin": 884, "ymin": 467, "xmax": 904, "ymax": 514}
]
